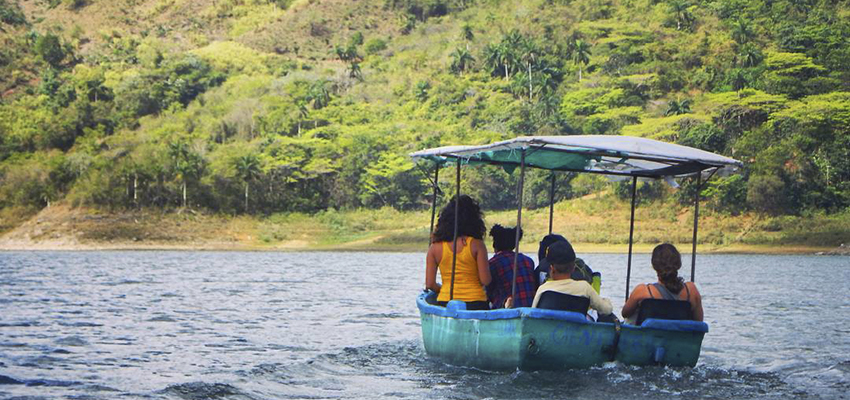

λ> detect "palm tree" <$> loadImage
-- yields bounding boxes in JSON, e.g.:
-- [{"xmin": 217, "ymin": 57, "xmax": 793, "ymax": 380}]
[
  {"xmin": 667, "ymin": 0, "xmax": 693, "ymax": 31},
  {"xmin": 729, "ymin": 69, "xmax": 749, "ymax": 95},
  {"xmin": 460, "ymin": 24, "xmax": 474, "ymax": 50},
  {"xmin": 450, "ymin": 47, "xmax": 475, "ymax": 75},
  {"xmin": 665, "ymin": 98, "xmax": 692, "ymax": 116},
  {"xmin": 483, "ymin": 43, "xmax": 515, "ymax": 80},
  {"xmin": 235, "ymin": 154, "xmax": 262, "ymax": 212},
  {"xmin": 347, "ymin": 62, "xmax": 362, "ymax": 80},
  {"xmin": 731, "ymin": 18, "xmax": 753, "ymax": 45},
  {"xmin": 296, "ymin": 101, "xmax": 309, "ymax": 135},
  {"xmin": 520, "ymin": 39, "xmax": 539, "ymax": 101},
  {"xmin": 572, "ymin": 40, "xmax": 591, "ymax": 82},
  {"xmin": 307, "ymin": 80, "xmax": 331, "ymax": 109},
  {"xmin": 168, "ymin": 142, "xmax": 205, "ymax": 208},
  {"xmin": 738, "ymin": 44, "xmax": 763, "ymax": 68}
]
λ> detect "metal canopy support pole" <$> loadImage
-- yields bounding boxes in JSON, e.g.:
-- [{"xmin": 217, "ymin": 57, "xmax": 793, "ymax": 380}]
[
  {"xmin": 548, "ymin": 173, "xmax": 556, "ymax": 234},
  {"xmin": 625, "ymin": 176, "xmax": 638, "ymax": 301},
  {"xmin": 690, "ymin": 172, "xmax": 701, "ymax": 282},
  {"xmin": 510, "ymin": 150, "xmax": 527, "ymax": 308},
  {"xmin": 449, "ymin": 160, "xmax": 461, "ymax": 301},
  {"xmin": 428, "ymin": 165, "xmax": 440, "ymax": 243}
]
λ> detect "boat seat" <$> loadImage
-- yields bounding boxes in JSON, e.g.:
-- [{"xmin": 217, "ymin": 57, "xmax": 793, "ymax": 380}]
[
  {"xmin": 536, "ymin": 291, "xmax": 590, "ymax": 314},
  {"xmin": 636, "ymin": 299, "xmax": 693, "ymax": 325}
]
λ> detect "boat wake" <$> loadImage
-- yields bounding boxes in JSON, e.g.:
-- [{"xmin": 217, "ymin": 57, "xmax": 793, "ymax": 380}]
[{"xmin": 148, "ymin": 341, "xmax": 825, "ymax": 400}]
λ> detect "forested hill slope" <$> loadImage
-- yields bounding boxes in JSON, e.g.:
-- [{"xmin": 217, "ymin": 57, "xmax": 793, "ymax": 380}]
[{"xmin": 0, "ymin": 0, "xmax": 848, "ymax": 232}]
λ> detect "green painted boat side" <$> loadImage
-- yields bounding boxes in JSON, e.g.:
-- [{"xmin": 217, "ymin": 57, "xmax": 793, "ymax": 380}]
[
  {"xmin": 420, "ymin": 311, "xmax": 523, "ymax": 370},
  {"xmin": 615, "ymin": 325, "xmax": 706, "ymax": 367},
  {"xmin": 417, "ymin": 292, "xmax": 708, "ymax": 369},
  {"xmin": 419, "ymin": 310, "xmax": 617, "ymax": 370}
]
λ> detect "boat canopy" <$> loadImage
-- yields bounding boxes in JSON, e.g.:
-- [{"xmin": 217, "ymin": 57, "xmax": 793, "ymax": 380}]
[{"xmin": 410, "ymin": 135, "xmax": 742, "ymax": 178}]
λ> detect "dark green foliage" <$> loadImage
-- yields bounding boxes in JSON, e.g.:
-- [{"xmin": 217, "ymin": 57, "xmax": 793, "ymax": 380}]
[
  {"xmin": 747, "ymin": 174, "xmax": 787, "ymax": 215},
  {"xmin": 0, "ymin": 0, "xmax": 26, "ymax": 26},
  {"xmin": 34, "ymin": 33, "xmax": 67, "ymax": 67},
  {"xmin": 114, "ymin": 55, "xmax": 223, "ymax": 125},
  {"xmin": 364, "ymin": 38, "xmax": 387, "ymax": 55},
  {"xmin": 0, "ymin": 0, "xmax": 847, "ymax": 222},
  {"xmin": 704, "ymin": 175, "xmax": 748, "ymax": 214}
]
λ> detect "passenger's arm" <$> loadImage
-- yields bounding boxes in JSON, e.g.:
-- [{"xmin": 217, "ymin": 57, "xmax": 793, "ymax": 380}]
[
  {"xmin": 425, "ymin": 243, "xmax": 441, "ymax": 294},
  {"xmin": 621, "ymin": 284, "xmax": 648, "ymax": 318},
  {"xmin": 587, "ymin": 286, "xmax": 613, "ymax": 315},
  {"xmin": 688, "ymin": 282, "xmax": 704, "ymax": 322},
  {"xmin": 473, "ymin": 239, "xmax": 492, "ymax": 286}
]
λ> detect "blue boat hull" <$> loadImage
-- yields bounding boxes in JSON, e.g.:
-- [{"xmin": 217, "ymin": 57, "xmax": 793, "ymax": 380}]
[{"xmin": 417, "ymin": 292, "xmax": 707, "ymax": 369}]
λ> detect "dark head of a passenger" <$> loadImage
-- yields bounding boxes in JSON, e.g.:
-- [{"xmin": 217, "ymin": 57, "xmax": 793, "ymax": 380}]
[
  {"xmin": 490, "ymin": 224, "xmax": 522, "ymax": 252},
  {"xmin": 547, "ymin": 240, "xmax": 577, "ymax": 278},
  {"xmin": 652, "ymin": 243, "xmax": 684, "ymax": 293},
  {"xmin": 431, "ymin": 195, "xmax": 486, "ymax": 243}
]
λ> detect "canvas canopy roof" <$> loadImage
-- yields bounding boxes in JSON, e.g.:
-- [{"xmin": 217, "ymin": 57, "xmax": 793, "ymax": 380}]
[{"xmin": 410, "ymin": 135, "xmax": 742, "ymax": 178}]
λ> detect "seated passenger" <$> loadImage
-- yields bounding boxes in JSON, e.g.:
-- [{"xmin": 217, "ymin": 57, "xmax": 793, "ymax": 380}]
[
  {"xmin": 531, "ymin": 240, "xmax": 614, "ymax": 320},
  {"xmin": 486, "ymin": 224, "xmax": 537, "ymax": 309},
  {"xmin": 425, "ymin": 195, "xmax": 492, "ymax": 311},
  {"xmin": 621, "ymin": 243, "xmax": 704, "ymax": 324},
  {"xmin": 535, "ymin": 234, "xmax": 596, "ymax": 285}
]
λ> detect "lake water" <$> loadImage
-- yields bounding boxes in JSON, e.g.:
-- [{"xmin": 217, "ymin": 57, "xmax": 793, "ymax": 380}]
[{"xmin": 0, "ymin": 251, "xmax": 847, "ymax": 399}]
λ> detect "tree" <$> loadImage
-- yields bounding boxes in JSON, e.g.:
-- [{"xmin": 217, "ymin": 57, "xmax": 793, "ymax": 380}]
[
  {"xmin": 235, "ymin": 154, "xmax": 262, "ymax": 212},
  {"xmin": 347, "ymin": 62, "xmax": 362, "ymax": 80},
  {"xmin": 747, "ymin": 174, "xmax": 786, "ymax": 215},
  {"xmin": 296, "ymin": 101, "xmax": 309, "ymax": 134},
  {"xmin": 460, "ymin": 23, "xmax": 474, "ymax": 50},
  {"xmin": 731, "ymin": 18, "xmax": 754, "ymax": 45},
  {"xmin": 728, "ymin": 69, "xmax": 750, "ymax": 94},
  {"xmin": 483, "ymin": 43, "xmax": 516, "ymax": 80},
  {"xmin": 520, "ymin": 38, "xmax": 539, "ymax": 101},
  {"xmin": 35, "ymin": 33, "xmax": 67, "ymax": 68},
  {"xmin": 665, "ymin": 98, "xmax": 692, "ymax": 116},
  {"xmin": 667, "ymin": 0, "xmax": 694, "ymax": 31},
  {"xmin": 168, "ymin": 142, "xmax": 205, "ymax": 208},
  {"xmin": 572, "ymin": 39, "xmax": 591, "ymax": 82},
  {"xmin": 307, "ymin": 80, "xmax": 331, "ymax": 109},
  {"xmin": 738, "ymin": 44, "xmax": 763, "ymax": 68},
  {"xmin": 450, "ymin": 47, "xmax": 475, "ymax": 75}
]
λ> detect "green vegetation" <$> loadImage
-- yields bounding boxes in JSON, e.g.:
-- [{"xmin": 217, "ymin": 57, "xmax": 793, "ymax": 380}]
[{"xmin": 0, "ymin": 0, "xmax": 848, "ymax": 247}]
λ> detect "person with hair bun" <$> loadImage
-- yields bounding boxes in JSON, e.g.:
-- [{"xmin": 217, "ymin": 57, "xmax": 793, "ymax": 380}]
[
  {"xmin": 486, "ymin": 224, "xmax": 537, "ymax": 309},
  {"xmin": 621, "ymin": 243, "xmax": 704, "ymax": 324},
  {"xmin": 425, "ymin": 195, "xmax": 492, "ymax": 310}
]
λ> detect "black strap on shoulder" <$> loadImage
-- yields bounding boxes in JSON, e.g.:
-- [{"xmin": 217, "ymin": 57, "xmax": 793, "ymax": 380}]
[{"xmin": 651, "ymin": 283, "xmax": 678, "ymax": 301}]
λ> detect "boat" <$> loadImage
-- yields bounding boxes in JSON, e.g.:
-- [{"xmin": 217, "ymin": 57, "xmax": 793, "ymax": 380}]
[{"xmin": 410, "ymin": 135, "xmax": 742, "ymax": 369}]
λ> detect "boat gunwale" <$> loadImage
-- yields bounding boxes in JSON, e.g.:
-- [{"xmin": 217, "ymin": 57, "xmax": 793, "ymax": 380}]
[{"xmin": 417, "ymin": 291, "xmax": 708, "ymax": 333}]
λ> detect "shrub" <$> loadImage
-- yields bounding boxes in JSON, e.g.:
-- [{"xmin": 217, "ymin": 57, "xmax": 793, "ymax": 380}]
[{"xmin": 364, "ymin": 38, "xmax": 387, "ymax": 55}]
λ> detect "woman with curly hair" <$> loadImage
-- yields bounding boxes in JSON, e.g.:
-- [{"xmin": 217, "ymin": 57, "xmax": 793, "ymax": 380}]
[
  {"xmin": 425, "ymin": 195, "xmax": 492, "ymax": 310},
  {"xmin": 621, "ymin": 243, "xmax": 704, "ymax": 323}
]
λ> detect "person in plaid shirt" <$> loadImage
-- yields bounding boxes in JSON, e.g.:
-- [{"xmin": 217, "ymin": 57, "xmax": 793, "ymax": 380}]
[{"xmin": 487, "ymin": 224, "xmax": 538, "ymax": 309}]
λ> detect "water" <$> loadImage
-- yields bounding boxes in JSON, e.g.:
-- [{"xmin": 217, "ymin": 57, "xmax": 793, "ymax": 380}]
[{"xmin": 0, "ymin": 251, "xmax": 847, "ymax": 400}]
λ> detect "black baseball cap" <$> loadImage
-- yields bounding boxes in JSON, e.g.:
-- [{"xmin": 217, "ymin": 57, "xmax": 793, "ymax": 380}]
[{"xmin": 546, "ymin": 240, "xmax": 576, "ymax": 265}]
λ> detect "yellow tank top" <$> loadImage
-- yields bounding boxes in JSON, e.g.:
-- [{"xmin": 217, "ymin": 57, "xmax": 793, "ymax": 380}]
[{"xmin": 436, "ymin": 237, "xmax": 487, "ymax": 303}]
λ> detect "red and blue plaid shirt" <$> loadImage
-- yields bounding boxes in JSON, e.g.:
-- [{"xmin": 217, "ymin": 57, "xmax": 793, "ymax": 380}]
[{"xmin": 487, "ymin": 251, "xmax": 537, "ymax": 309}]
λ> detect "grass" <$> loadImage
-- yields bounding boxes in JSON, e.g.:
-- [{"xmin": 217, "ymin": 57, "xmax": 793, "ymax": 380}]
[{"xmin": 3, "ymin": 195, "xmax": 846, "ymax": 253}]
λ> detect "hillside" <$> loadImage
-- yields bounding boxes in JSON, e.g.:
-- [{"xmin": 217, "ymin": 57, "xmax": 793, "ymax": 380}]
[{"xmin": 0, "ymin": 0, "xmax": 848, "ymax": 247}]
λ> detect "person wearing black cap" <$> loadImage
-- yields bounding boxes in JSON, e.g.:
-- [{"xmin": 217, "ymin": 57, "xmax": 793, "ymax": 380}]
[
  {"xmin": 531, "ymin": 240, "xmax": 614, "ymax": 318},
  {"xmin": 535, "ymin": 233, "xmax": 596, "ymax": 285}
]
